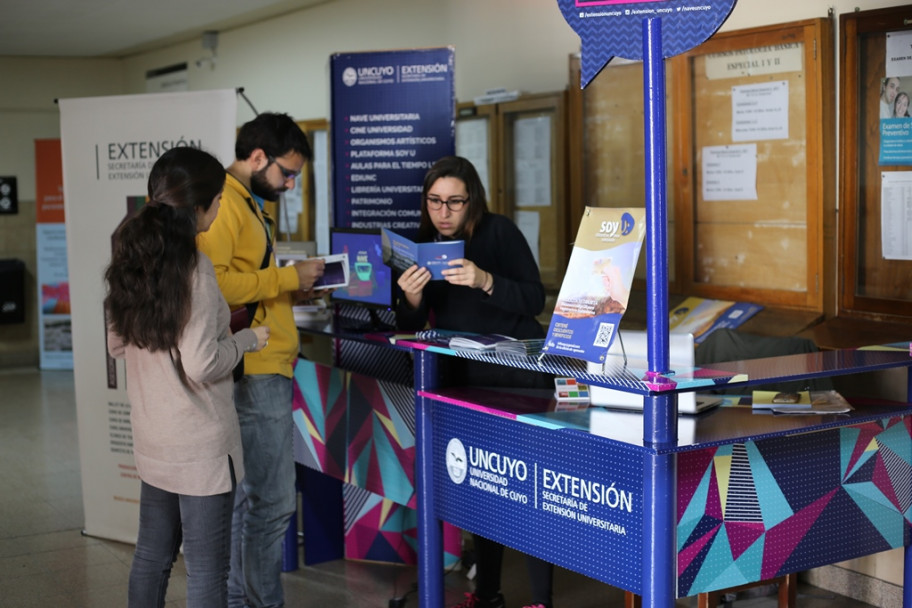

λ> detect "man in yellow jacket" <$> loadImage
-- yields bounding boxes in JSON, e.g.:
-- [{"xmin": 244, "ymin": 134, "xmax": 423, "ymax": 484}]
[{"xmin": 198, "ymin": 112, "xmax": 323, "ymax": 608}]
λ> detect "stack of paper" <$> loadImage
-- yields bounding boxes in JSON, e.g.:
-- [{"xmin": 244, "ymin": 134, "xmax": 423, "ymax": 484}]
[
  {"xmin": 448, "ymin": 333, "xmax": 515, "ymax": 350},
  {"xmin": 494, "ymin": 338, "xmax": 545, "ymax": 357},
  {"xmin": 752, "ymin": 389, "xmax": 853, "ymax": 414}
]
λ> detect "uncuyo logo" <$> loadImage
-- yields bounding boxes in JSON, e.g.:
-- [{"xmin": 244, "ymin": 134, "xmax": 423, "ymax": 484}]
[
  {"xmin": 446, "ymin": 438, "xmax": 467, "ymax": 484},
  {"xmin": 342, "ymin": 67, "xmax": 357, "ymax": 87}
]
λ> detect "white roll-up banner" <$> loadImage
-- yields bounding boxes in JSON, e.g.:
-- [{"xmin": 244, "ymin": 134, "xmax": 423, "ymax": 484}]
[{"xmin": 59, "ymin": 90, "xmax": 237, "ymax": 542}]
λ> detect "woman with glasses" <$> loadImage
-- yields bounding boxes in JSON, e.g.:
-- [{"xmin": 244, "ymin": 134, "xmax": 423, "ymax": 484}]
[
  {"xmin": 396, "ymin": 155, "xmax": 555, "ymax": 608},
  {"xmin": 105, "ymin": 147, "xmax": 270, "ymax": 607}
]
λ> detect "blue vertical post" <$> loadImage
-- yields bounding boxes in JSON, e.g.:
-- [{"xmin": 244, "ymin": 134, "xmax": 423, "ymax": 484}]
[
  {"xmin": 643, "ymin": 16, "xmax": 670, "ymax": 376},
  {"xmin": 907, "ymin": 505, "xmax": 912, "ymax": 608},
  {"xmin": 415, "ymin": 349, "xmax": 442, "ymax": 608},
  {"xmin": 641, "ymin": 16, "xmax": 677, "ymax": 608},
  {"xmin": 906, "ymin": 369, "xmax": 912, "ymax": 608}
]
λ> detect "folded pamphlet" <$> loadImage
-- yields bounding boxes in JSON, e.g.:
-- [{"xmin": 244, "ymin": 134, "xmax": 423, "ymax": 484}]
[{"xmin": 380, "ymin": 228, "xmax": 464, "ymax": 280}]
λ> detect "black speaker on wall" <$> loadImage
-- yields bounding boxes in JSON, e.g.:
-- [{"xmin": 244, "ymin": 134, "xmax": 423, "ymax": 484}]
[{"xmin": 0, "ymin": 259, "xmax": 25, "ymax": 324}]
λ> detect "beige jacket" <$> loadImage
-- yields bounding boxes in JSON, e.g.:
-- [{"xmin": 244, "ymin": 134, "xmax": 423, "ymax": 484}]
[{"xmin": 107, "ymin": 254, "xmax": 255, "ymax": 496}]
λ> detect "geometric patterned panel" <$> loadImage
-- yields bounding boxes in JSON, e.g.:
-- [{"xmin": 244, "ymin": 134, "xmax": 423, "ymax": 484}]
[
  {"xmin": 346, "ymin": 372, "xmax": 417, "ymax": 508},
  {"xmin": 343, "ymin": 484, "xmax": 461, "ymax": 566},
  {"xmin": 292, "ymin": 358, "xmax": 436, "ymax": 566},
  {"xmin": 677, "ymin": 416, "xmax": 912, "ymax": 597},
  {"xmin": 292, "ymin": 358, "xmax": 348, "ymax": 479}
]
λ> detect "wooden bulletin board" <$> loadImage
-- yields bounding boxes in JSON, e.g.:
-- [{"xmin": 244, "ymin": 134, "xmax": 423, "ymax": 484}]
[
  {"xmin": 568, "ymin": 54, "xmax": 675, "ymax": 285},
  {"xmin": 839, "ymin": 6, "xmax": 912, "ymax": 322},
  {"xmin": 570, "ymin": 18, "xmax": 834, "ymax": 312},
  {"xmin": 671, "ymin": 19, "xmax": 834, "ymax": 312}
]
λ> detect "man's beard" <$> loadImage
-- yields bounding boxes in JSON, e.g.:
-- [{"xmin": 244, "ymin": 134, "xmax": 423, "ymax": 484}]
[{"xmin": 250, "ymin": 167, "xmax": 285, "ymax": 201}]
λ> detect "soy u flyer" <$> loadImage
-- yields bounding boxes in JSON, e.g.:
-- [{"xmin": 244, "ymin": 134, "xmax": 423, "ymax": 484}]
[{"xmin": 542, "ymin": 207, "xmax": 646, "ymax": 363}]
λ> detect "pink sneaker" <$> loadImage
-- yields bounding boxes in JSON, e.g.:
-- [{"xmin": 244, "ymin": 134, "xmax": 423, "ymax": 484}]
[{"xmin": 451, "ymin": 592, "xmax": 506, "ymax": 608}]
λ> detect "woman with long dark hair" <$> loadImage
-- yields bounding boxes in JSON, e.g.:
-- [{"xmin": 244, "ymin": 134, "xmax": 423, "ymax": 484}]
[
  {"xmin": 396, "ymin": 156, "xmax": 555, "ymax": 608},
  {"xmin": 105, "ymin": 146, "xmax": 268, "ymax": 607}
]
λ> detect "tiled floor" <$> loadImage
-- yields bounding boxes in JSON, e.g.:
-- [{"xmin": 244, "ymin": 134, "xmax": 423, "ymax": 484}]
[{"xmin": 0, "ymin": 368, "xmax": 879, "ymax": 607}]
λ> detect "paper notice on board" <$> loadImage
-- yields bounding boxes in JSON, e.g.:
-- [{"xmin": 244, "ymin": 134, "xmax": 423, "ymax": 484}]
[
  {"xmin": 731, "ymin": 81, "xmax": 789, "ymax": 141},
  {"xmin": 456, "ymin": 118, "xmax": 491, "ymax": 195},
  {"xmin": 880, "ymin": 171, "xmax": 912, "ymax": 260},
  {"xmin": 702, "ymin": 144, "xmax": 758, "ymax": 201},
  {"xmin": 886, "ymin": 31, "xmax": 912, "ymax": 78},
  {"xmin": 514, "ymin": 116, "xmax": 552, "ymax": 207}
]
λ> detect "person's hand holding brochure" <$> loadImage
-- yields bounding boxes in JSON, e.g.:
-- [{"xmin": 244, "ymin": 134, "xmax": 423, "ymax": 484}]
[
  {"xmin": 277, "ymin": 252, "xmax": 350, "ymax": 290},
  {"xmin": 380, "ymin": 228, "xmax": 464, "ymax": 280},
  {"xmin": 312, "ymin": 253, "xmax": 349, "ymax": 289}
]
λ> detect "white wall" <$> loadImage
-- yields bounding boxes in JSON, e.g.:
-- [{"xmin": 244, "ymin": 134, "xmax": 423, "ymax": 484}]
[
  {"xmin": 119, "ymin": 0, "xmax": 580, "ymax": 123},
  {"xmin": 0, "ymin": 58, "xmax": 124, "ymax": 200}
]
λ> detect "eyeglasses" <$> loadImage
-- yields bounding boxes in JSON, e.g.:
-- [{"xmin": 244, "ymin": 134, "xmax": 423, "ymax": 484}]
[
  {"xmin": 425, "ymin": 195, "xmax": 468, "ymax": 211},
  {"xmin": 267, "ymin": 156, "xmax": 301, "ymax": 182}
]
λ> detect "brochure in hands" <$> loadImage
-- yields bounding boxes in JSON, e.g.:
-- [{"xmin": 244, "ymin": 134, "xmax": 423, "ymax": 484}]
[
  {"xmin": 276, "ymin": 252, "xmax": 350, "ymax": 290},
  {"xmin": 380, "ymin": 228, "xmax": 464, "ymax": 280},
  {"xmin": 541, "ymin": 207, "xmax": 647, "ymax": 364}
]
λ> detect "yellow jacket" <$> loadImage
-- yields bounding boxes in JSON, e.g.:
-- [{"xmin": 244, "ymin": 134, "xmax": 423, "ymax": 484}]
[{"xmin": 197, "ymin": 173, "xmax": 300, "ymax": 378}]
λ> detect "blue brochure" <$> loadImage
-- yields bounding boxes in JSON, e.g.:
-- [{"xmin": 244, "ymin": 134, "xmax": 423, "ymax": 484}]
[{"xmin": 380, "ymin": 228, "xmax": 464, "ymax": 280}]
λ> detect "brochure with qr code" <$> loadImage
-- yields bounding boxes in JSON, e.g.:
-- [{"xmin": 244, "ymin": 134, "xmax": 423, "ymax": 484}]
[{"xmin": 541, "ymin": 207, "xmax": 646, "ymax": 364}]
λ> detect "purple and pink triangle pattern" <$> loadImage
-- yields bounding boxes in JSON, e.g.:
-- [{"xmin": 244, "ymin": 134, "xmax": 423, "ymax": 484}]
[{"xmin": 676, "ymin": 417, "xmax": 912, "ymax": 596}]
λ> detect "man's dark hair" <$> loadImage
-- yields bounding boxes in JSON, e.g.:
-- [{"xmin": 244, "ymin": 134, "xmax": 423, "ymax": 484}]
[{"xmin": 235, "ymin": 112, "xmax": 312, "ymax": 162}]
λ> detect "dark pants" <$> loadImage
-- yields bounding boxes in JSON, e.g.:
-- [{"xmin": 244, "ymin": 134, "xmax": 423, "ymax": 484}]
[
  {"xmin": 128, "ymin": 476, "xmax": 235, "ymax": 608},
  {"xmin": 473, "ymin": 533, "xmax": 554, "ymax": 607}
]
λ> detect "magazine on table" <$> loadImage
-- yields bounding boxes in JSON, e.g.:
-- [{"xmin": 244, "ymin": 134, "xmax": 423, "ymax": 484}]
[
  {"xmin": 752, "ymin": 389, "xmax": 853, "ymax": 414},
  {"xmin": 380, "ymin": 228, "xmax": 464, "ymax": 280},
  {"xmin": 540, "ymin": 207, "xmax": 646, "ymax": 364},
  {"xmin": 669, "ymin": 296, "xmax": 763, "ymax": 344}
]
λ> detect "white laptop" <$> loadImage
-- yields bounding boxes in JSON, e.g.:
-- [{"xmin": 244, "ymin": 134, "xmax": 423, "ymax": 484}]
[{"xmin": 585, "ymin": 330, "xmax": 722, "ymax": 415}]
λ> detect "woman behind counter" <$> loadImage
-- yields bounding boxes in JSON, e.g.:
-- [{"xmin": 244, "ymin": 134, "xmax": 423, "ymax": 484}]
[
  {"xmin": 396, "ymin": 155, "xmax": 555, "ymax": 608},
  {"xmin": 105, "ymin": 146, "xmax": 269, "ymax": 608}
]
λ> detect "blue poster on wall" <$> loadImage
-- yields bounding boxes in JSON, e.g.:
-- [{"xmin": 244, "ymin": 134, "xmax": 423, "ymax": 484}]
[
  {"xmin": 330, "ymin": 47, "xmax": 455, "ymax": 239},
  {"xmin": 879, "ymin": 117, "xmax": 912, "ymax": 165}
]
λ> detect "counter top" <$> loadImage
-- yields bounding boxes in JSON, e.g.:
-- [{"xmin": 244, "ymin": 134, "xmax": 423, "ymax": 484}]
[{"xmin": 418, "ymin": 385, "xmax": 912, "ymax": 453}]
